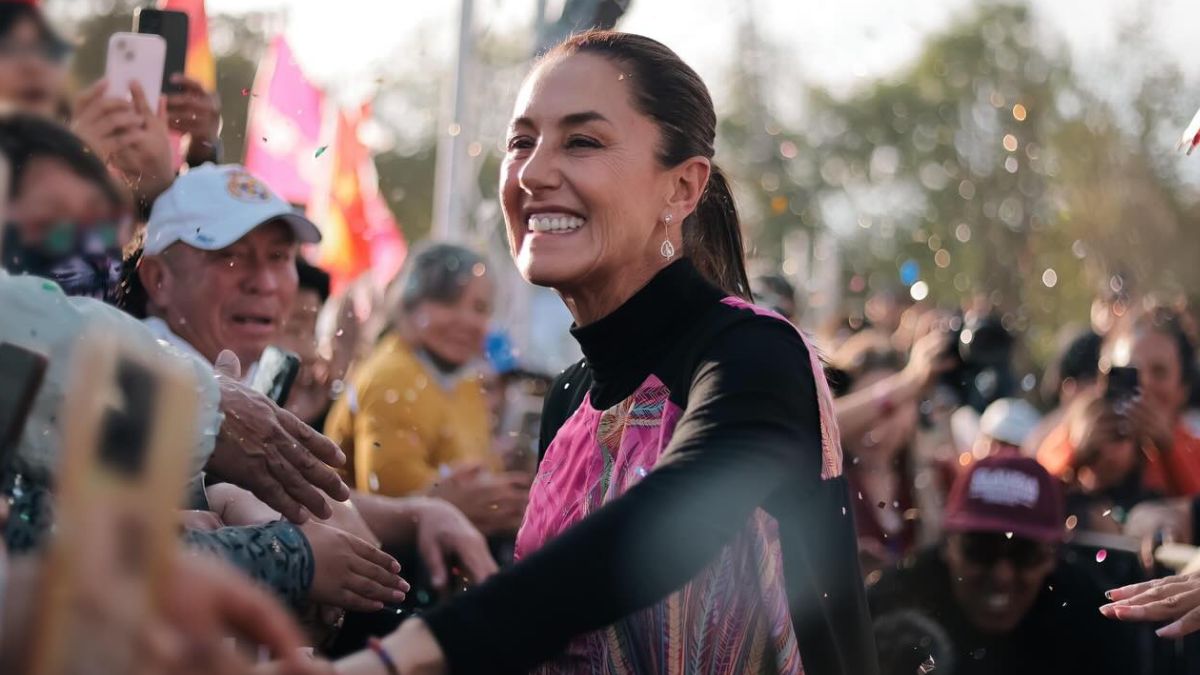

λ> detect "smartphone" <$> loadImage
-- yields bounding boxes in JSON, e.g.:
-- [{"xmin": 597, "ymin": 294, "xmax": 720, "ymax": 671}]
[
  {"xmin": 133, "ymin": 8, "xmax": 188, "ymax": 94},
  {"xmin": 28, "ymin": 330, "xmax": 198, "ymax": 675},
  {"xmin": 251, "ymin": 345, "xmax": 302, "ymax": 406},
  {"xmin": 104, "ymin": 32, "xmax": 166, "ymax": 111},
  {"xmin": 1106, "ymin": 366, "xmax": 1140, "ymax": 402},
  {"xmin": 0, "ymin": 343, "xmax": 48, "ymax": 472}
]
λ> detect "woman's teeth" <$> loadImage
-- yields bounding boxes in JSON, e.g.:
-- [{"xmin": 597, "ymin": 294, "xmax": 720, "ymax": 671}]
[
  {"xmin": 528, "ymin": 214, "xmax": 585, "ymax": 233},
  {"xmin": 985, "ymin": 593, "xmax": 1011, "ymax": 610}
]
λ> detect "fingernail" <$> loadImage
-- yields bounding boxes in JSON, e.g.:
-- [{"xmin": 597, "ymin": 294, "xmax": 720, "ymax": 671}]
[
  {"xmin": 432, "ymin": 574, "xmax": 446, "ymax": 588},
  {"xmin": 1105, "ymin": 591, "xmax": 1113, "ymax": 600},
  {"xmin": 1157, "ymin": 620, "xmax": 1182, "ymax": 638},
  {"xmin": 391, "ymin": 561, "xmax": 401, "ymax": 573},
  {"xmin": 393, "ymin": 590, "xmax": 405, "ymax": 601}
]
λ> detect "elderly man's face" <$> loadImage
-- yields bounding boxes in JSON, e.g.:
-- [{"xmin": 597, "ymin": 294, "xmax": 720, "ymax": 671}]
[{"xmin": 146, "ymin": 220, "xmax": 298, "ymax": 368}]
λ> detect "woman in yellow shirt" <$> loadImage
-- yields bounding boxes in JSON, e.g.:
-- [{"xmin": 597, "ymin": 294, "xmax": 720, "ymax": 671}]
[{"xmin": 325, "ymin": 243, "xmax": 528, "ymax": 535}]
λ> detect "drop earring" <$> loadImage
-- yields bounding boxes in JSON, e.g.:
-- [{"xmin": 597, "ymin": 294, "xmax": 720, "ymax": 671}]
[{"xmin": 660, "ymin": 213, "xmax": 676, "ymax": 260}]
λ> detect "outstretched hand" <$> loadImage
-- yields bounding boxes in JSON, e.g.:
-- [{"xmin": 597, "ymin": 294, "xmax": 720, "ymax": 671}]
[
  {"xmin": 1101, "ymin": 571, "xmax": 1200, "ymax": 638},
  {"xmin": 206, "ymin": 350, "xmax": 350, "ymax": 524}
]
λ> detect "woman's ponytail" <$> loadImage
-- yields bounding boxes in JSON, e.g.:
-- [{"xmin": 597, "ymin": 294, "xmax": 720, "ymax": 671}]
[{"xmin": 684, "ymin": 164, "xmax": 752, "ymax": 300}]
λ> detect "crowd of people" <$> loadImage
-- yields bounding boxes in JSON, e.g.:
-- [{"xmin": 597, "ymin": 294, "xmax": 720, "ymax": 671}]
[{"xmin": 2, "ymin": 1, "xmax": 1200, "ymax": 673}]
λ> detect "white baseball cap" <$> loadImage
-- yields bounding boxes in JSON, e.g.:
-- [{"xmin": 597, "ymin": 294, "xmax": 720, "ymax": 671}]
[
  {"xmin": 144, "ymin": 163, "xmax": 321, "ymax": 255},
  {"xmin": 979, "ymin": 398, "xmax": 1042, "ymax": 447}
]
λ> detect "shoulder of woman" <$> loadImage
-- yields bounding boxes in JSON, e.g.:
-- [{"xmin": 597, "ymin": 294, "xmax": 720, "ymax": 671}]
[{"xmin": 697, "ymin": 311, "xmax": 814, "ymax": 377}]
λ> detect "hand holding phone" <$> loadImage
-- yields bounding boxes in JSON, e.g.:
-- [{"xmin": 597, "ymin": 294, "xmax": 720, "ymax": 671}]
[
  {"xmin": 133, "ymin": 8, "xmax": 188, "ymax": 94},
  {"xmin": 1105, "ymin": 366, "xmax": 1141, "ymax": 403},
  {"xmin": 104, "ymin": 32, "xmax": 166, "ymax": 111},
  {"xmin": 251, "ymin": 346, "xmax": 302, "ymax": 406}
]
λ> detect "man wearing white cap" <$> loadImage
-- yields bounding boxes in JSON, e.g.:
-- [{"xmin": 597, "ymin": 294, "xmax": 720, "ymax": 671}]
[
  {"xmin": 137, "ymin": 163, "xmax": 322, "ymax": 376},
  {"xmin": 133, "ymin": 163, "xmax": 499, "ymax": 590}
]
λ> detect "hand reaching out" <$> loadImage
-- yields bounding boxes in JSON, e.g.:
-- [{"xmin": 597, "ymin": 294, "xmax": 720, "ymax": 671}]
[
  {"xmin": 301, "ymin": 520, "xmax": 409, "ymax": 612},
  {"xmin": 1102, "ymin": 571, "xmax": 1200, "ymax": 639}
]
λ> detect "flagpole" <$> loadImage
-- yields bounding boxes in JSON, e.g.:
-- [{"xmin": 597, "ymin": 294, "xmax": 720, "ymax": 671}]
[{"xmin": 431, "ymin": 0, "xmax": 474, "ymax": 242}]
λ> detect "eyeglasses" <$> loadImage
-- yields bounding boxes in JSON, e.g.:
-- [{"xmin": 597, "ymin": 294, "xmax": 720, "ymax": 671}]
[
  {"xmin": 957, "ymin": 532, "xmax": 1056, "ymax": 569},
  {"xmin": 0, "ymin": 38, "xmax": 72, "ymax": 64}
]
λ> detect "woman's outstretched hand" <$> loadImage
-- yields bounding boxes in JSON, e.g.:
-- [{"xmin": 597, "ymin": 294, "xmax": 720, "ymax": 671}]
[{"xmin": 1101, "ymin": 571, "xmax": 1200, "ymax": 638}]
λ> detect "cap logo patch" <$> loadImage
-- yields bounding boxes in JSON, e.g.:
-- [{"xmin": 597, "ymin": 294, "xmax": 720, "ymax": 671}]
[
  {"xmin": 226, "ymin": 171, "xmax": 271, "ymax": 202},
  {"xmin": 969, "ymin": 468, "xmax": 1038, "ymax": 508}
]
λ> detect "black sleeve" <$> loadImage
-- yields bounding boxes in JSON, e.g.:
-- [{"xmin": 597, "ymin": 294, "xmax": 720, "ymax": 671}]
[{"xmin": 422, "ymin": 319, "xmax": 825, "ymax": 674}]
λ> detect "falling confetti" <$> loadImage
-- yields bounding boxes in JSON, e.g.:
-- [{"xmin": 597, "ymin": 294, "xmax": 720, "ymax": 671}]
[
  {"xmin": 315, "ymin": 145, "xmax": 329, "ymax": 158},
  {"xmin": 1180, "ymin": 106, "xmax": 1200, "ymax": 155},
  {"xmin": 241, "ymin": 87, "xmax": 250, "ymax": 96},
  {"xmin": 1102, "ymin": 509, "xmax": 1112, "ymax": 518},
  {"xmin": 1096, "ymin": 549, "xmax": 1108, "ymax": 563},
  {"xmin": 1005, "ymin": 532, "xmax": 1013, "ymax": 539}
]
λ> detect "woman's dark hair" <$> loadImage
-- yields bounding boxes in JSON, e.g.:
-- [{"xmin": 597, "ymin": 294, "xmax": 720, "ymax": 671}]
[
  {"xmin": 543, "ymin": 31, "xmax": 751, "ymax": 300},
  {"xmin": 0, "ymin": 111, "xmax": 121, "ymax": 207},
  {"xmin": 0, "ymin": 4, "xmax": 69, "ymax": 56},
  {"xmin": 1110, "ymin": 306, "xmax": 1197, "ymax": 392},
  {"xmin": 1041, "ymin": 329, "xmax": 1102, "ymax": 405}
]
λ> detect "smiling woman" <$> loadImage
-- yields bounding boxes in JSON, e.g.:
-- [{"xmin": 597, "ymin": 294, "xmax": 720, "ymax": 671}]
[{"xmin": 340, "ymin": 31, "xmax": 877, "ymax": 675}]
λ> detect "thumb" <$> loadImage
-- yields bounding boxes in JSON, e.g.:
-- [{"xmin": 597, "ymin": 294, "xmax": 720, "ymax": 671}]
[
  {"xmin": 419, "ymin": 535, "xmax": 448, "ymax": 590},
  {"xmin": 214, "ymin": 349, "xmax": 242, "ymax": 380}
]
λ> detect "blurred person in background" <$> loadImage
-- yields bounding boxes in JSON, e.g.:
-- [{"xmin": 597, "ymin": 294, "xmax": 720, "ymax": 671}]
[
  {"xmin": 829, "ymin": 332, "xmax": 926, "ymax": 576},
  {"xmin": 0, "ymin": 112, "xmax": 126, "ymax": 301},
  {"xmin": 972, "ymin": 398, "xmax": 1040, "ymax": 459},
  {"xmin": 278, "ymin": 257, "xmax": 337, "ymax": 429},
  {"xmin": 0, "ymin": 0, "xmax": 69, "ymax": 117},
  {"xmin": 1039, "ymin": 308, "xmax": 1200, "ymax": 498},
  {"xmin": 324, "ymin": 243, "xmax": 529, "ymax": 538},
  {"xmin": 751, "ymin": 271, "xmax": 798, "ymax": 322},
  {"xmin": 1023, "ymin": 329, "xmax": 1102, "ymax": 455},
  {"xmin": 127, "ymin": 165, "xmax": 495, "ymax": 592},
  {"xmin": 868, "ymin": 454, "xmax": 1139, "ymax": 675},
  {"xmin": 865, "ymin": 288, "xmax": 912, "ymax": 338}
]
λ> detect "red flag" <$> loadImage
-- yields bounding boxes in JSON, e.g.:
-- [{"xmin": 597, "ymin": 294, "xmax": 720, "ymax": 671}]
[
  {"xmin": 1182, "ymin": 106, "xmax": 1200, "ymax": 156},
  {"xmin": 307, "ymin": 106, "xmax": 406, "ymax": 293}
]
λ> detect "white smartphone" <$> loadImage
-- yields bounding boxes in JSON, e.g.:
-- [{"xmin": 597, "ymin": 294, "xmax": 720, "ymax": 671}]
[{"xmin": 104, "ymin": 32, "xmax": 166, "ymax": 111}]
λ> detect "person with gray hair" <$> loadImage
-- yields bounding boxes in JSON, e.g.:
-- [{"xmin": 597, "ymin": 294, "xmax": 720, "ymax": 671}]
[{"xmin": 325, "ymin": 242, "xmax": 530, "ymax": 542}]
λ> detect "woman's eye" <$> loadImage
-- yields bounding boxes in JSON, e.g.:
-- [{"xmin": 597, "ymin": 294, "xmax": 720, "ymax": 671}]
[
  {"xmin": 506, "ymin": 136, "xmax": 534, "ymax": 152},
  {"xmin": 567, "ymin": 135, "xmax": 602, "ymax": 149}
]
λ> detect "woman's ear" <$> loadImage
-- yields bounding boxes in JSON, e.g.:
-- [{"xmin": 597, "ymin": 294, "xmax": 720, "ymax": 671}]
[{"xmin": 663, "ymin": 156, "xmax": 711, "ymax": 222}]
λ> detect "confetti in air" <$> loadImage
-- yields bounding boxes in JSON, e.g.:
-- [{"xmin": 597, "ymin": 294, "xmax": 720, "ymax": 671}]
[
  {"xmin": 1096, "ymin": 549, "xmax": 1108, "ymax": 563},
  {"xmin": 1181, "ymin": 106, "xmax": 1200, "ymax": 155},
  {"xmin": 315, "ymin": 145, "xmax": 329, "ymax": 158},
  {"xmin": 241, "ymin": 87, "xmax": 250, "ymax": 96}
]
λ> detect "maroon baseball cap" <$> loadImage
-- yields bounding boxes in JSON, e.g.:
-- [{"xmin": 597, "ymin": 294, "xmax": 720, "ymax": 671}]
[{"xmin": 943, "ymin": 454, "xmax": 1065, "ymax": 543}]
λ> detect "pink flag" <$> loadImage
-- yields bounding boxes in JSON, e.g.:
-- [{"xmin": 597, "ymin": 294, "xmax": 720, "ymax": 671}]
[{"xmin": 244, "ymin": 36, "xmax": 325, "ymax": 204}]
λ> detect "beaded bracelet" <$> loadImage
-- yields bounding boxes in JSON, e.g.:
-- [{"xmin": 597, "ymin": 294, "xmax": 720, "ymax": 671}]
[{"xmin": 367, "ymin": 636, "xmax": 400, "ymax": 675}]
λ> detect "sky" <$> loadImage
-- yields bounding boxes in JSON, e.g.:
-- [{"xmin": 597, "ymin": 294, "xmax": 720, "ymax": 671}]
[{"xmin": 202, "ymin": 0, "xmax": 1200, "ymax": 110}]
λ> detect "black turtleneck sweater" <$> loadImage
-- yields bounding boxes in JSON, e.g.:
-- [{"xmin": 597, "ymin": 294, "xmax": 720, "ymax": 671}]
[{"xmin": 422, "ymin": 260, "xmax": 876, "ymax": 675}]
